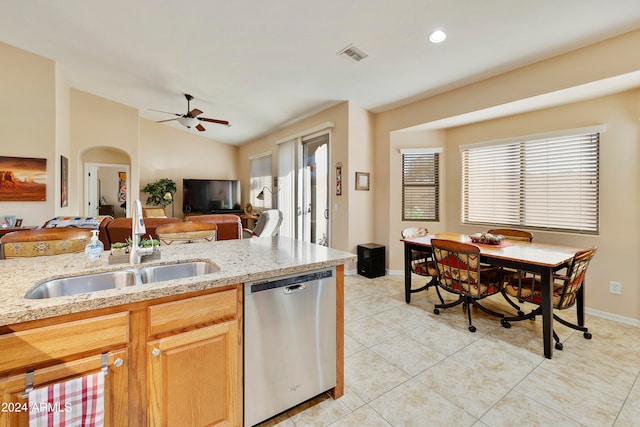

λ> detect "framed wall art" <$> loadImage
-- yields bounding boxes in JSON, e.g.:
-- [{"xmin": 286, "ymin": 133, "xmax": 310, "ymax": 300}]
[
  {"xmin": 336, "ymin": 162, "xmax": 342, "ymax": 196},
  {"xmin": 1, "ymin": 215, "xmax": 16, "ymax": 228},
  {"xmin": 355, "ymin": 172, "xmax": 370, "ymax": 191},
  {"xmin": 0, "ymin": 156, "xmax": 47, "ymax": 201},
  {"xmin": 60, "ymin": 155, "xmax": 68, "ymax": 207}
]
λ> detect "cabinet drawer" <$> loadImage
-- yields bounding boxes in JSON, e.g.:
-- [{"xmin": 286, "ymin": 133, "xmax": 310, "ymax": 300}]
[
  {"xmin": 148, "ymin": 288, "xmax": 237, "ymax": 336},
  {"xmin": 0, "ymin": 312, "xmax": 129, "ymax": 374}
]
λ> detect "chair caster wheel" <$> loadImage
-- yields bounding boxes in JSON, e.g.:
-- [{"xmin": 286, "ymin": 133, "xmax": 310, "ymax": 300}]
[
  {"xmin": 584, "ymin": 332, "xmax": 592, "ymax": 339},
  {"xmin": 501, "ymin": 319, "xmax": 511, "ymax": 328},
  {"xmin": 555, "ymin": 342, "xmax": 563, "ymax": 351},
  {"xmin": 434, "ymin": 308, "xmax": 440, "ymax": 315},
  {"xmin": 517, "ymin": 311, "xmax": 525, "ymax": 316},
  {"xmin": 468, "ymin": 325, "xmax": 476, "ymax": 333}
]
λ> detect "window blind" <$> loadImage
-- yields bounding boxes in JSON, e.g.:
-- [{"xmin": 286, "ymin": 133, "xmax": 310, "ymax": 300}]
[
  {"xmin": 402, "ymin": 151, "xmax": 439, "ymax": 221},
  {"xmin": 461, "ymin": 131, "xmax": 599, "ymax": 234},
  {"xmin": 249, "ymin": 153, "xmax": 273, "ymax": 209}
]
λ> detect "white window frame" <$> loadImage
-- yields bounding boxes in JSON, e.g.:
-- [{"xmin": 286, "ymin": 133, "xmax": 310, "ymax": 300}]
[
  {"xmin": 401, "ymin": 148, "xmax": 442, "ymax": 222},
  {"xmin": 249, "ymin": 152, "xmax": 273, "ymax": 209},
  {"xmin": 460, "ymin": 125, "xmax": 602, "ymax": 234}
]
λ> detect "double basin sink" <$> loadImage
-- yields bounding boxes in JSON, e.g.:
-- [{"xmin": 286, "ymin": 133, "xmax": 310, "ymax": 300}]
[{"xmin": 25, "ymin": 261, "xmax": 219, "ymax": 299}]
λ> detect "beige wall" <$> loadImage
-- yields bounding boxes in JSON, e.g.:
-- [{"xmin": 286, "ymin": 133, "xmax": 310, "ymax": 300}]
[
  {"xmin": 238, "ymin": 103, "xmax": 349, "ymax": 248},
  {"xmin": 0, "ymin": 41, "xmax": 56, "ymax": 226},
  {"xmin": 139, "ymin": 118, "xmax": 239, "ymax": 218},
  {"xmin": 443, "ymin": 90, "xmax": 640, "ymax": 321},
  {"xmin": 2, "ymin": 29, "xmax": 640, "ymax": 322},
  {"xmin": 54, "ymin": 63, "xmax": 72, "ymax": 218},
  {"xmin": 347, "ymin": 103, "xmax": 375, "ymax": 253},
  {"xmin": 238, "ymin": 101, "xmax": 375, "ymax": 256},
  {"xmin": 1, "ymin": 40, "xmax": 240, "ymax": 224},
  {"xmin": 70, "ymin": 89, "xmax": 139, "ymax": 215},
  {"xmin": 376, "ymin": 30, "xmax": 640, "ymax": 322}
]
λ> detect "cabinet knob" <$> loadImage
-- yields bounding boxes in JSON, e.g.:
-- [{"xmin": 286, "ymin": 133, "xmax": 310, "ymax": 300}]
[
  {"xmin": 151, "ymin": 348, "xmax": 161, "ymax": 357},
  {"xmin": 114, "ymin": 358, "xmax": 124, "ymax": 368}
]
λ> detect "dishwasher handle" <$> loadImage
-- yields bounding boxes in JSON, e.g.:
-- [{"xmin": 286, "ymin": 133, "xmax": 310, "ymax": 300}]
[
  {"xmin": 284, "ymin": 283, "xmax": 306, "ymax": 294},
  {"xmin": 249, "ymin": 269, "xmax": 333, "ymax": 294}
]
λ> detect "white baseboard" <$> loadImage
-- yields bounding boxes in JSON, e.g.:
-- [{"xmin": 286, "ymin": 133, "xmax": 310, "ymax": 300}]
[
  {"xmin": 584, "ymin": 307, "xmax": 640, "ymax": 328},
  {"xmin": 379, "ymin": 270, "xmax": 640, "ymax": 328}
]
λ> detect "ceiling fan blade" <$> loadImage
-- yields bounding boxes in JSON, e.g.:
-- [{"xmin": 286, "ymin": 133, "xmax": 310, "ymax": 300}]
[
  {"xmin": 198, "ymin": 117, "xmax": 231, "ymax": 126},
  {"xmin": 156, "ymin": 118, "xmax": 178, "ymax": 123},
  {"xmin": 149, "ymin": 109, "xmax": 181, "ymax": 116},
  {"xmin": 195, "ymin": 123, "xmax": 206, "ymax": 132},
  {"xmin": 188, "ymin": 109, "xmax": 203, "ymax": 117}
]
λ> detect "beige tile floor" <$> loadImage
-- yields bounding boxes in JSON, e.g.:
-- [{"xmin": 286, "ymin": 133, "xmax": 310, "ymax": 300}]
[{"xmin": 257, "ymin": 274, "xmax": 640, "ymax": 427}]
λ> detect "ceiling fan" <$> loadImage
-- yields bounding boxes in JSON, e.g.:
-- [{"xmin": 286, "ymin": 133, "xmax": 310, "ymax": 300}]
[{"xmin": 151, "ymin": 94, "xmax": 230, "ymax": 131}]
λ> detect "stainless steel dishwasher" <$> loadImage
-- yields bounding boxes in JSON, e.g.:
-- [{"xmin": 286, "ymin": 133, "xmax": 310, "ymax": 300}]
[{"xmin": 244, "ymin": 267, "xmax": 336, "ymax": 426}]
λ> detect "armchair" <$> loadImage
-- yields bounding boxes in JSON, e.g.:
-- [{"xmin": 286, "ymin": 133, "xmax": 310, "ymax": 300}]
[
  {"xmin": 431, "ymin": 239, "xmax": 504, "ymax": 332},
  {"xmin": 487, "ymin": 228, "xmax": 534, "ymax": 316},
  {"xmin": 243, "ymin": 210, "xmax": 283, "ymax": 238},
  {"xmin": 501, "ymin": 246, "xmax": 597, "ymax": 350},
  {"xmin": 401, "ymin": 227, "xmax": 438, "ymax": 297}
]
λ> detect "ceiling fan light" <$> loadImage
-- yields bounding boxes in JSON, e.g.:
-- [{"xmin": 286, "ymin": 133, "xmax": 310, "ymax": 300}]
[{"xmin": 177, "ymin": 116, "xmax": 198, "ymax": 128}]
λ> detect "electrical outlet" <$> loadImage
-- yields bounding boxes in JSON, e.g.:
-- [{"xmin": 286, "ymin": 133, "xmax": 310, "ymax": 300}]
[{"xmin": 609, "ymin": 281, "xmax": 622, "ymax": 295}]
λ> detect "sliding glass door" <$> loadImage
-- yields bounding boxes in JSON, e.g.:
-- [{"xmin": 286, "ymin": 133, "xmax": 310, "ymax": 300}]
[{"xmin": 278, "ymin": 132, "xmax": 330, "ymax": 246}]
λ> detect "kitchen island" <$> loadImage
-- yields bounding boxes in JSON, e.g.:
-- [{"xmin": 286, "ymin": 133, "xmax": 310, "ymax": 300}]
[{"xmin": 0, "ymin": 237, "xmax": 356, "ymax": 426}]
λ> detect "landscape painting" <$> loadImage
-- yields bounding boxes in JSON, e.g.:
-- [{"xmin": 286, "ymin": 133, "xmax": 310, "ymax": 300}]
[{"xmin": 0, "ymin": 156, "xmax": 47, "ymax": 201}]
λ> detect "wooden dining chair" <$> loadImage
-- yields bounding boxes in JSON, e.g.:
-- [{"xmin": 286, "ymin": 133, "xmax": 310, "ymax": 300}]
[
  {"xmin": 401, "ymin": 227, "xmax": 439, "ymax": 298},
  {"xmin": 155, "ymin": 222, "xmax": 217, "ymax": 245},
  {"xmin": 487, "ymin": 228, "xmax": 533, "ymax": 242},
  {"xmin": 488, "ymin": 228, "xmax": 534, "ymax": 315},
  {"xmin": 0, "ymin": 228, "xmax": 92, "ymax": 258},
  {"xmin": 501, "ymin": 246, "xmax": 597, "ymax": 350},
  {"xmin": 142, "ymin": 207, "xmax": 167, "ymax": 218},
  {"xmin": 431, "ymin": 239, "xmax": 504, "ymax": 332}
]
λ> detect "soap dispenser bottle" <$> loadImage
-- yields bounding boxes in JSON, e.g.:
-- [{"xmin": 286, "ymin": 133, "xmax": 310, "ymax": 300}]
[{"xmin": 85, "ymin": 229, "xmax": 104, "ymax": 263}]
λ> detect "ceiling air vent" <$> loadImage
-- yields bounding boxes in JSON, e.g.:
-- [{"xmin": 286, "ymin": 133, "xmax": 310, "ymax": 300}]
[{"xmin": 337, "ymin": 44, "xmax": 368, "ymax": 62}]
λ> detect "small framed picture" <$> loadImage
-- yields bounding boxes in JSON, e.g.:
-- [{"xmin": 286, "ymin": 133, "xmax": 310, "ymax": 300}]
[
  {"xmin": 355, "ymin": 172, "xmax": 370, "ymax": 191},
  {"xmin": 15, "ymin": 218, "xmax": 23, "ymax": 227},
  {"xmin": 1, "ymin": 215, "xmax": 16, "ymax": 228}
]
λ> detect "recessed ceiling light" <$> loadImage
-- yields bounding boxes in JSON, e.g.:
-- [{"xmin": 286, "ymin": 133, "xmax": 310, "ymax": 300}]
[{"xmin": 429, "ymin": 30, "xmax": 447, "ymax": 44}]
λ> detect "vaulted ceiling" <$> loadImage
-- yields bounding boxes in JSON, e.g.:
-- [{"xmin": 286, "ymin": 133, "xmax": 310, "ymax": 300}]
[{"xmin": 2, "ymin": 0, "xmax": 640, "ymax": 145}]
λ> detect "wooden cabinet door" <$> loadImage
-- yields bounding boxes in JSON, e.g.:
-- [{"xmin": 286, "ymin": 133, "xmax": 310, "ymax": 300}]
[
  {"xmin": 0, "ymin": 349, "xmax": 128, "ymax": 427},
  {"xmin": 147, "ymin": 321, "xmax": 239, "ymax": 427}
]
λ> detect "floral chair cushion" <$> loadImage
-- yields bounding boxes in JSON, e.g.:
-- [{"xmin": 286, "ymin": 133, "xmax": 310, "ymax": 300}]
[
  {"xmin": 157, "ymin": 229, "xmax": 217, "ymax": 245},
  {"xmin": 3, "ymin": 238, "xmax": 89, "ymax": 258},
  {"xmin": 503, "ymin": 247, "xmax": 596, "ymax": 310},
  {"xmin": 433, "ymin": 245, "xmax": 501, "ymax": 298}
]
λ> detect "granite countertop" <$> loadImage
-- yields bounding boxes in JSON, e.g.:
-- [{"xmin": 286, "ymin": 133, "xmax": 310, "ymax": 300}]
[{"xmin": 0, "ymin": 237, "xmax": 356, "ymax": 326}]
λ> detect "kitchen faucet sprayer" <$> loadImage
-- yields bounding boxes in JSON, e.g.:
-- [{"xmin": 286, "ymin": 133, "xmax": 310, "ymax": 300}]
[{"xmin": 130, "ymin": 199, "xmax": 154, "ymax": 265}]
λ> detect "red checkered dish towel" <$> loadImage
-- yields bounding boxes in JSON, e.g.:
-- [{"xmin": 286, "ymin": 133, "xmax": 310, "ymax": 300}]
[{"xmin": 28, "ymin": 371, "xmax": 105, "ymax": 427}]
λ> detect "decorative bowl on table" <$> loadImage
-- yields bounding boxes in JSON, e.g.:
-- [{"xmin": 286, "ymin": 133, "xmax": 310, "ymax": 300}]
[{"xmin": 469, "ymin": 232, "xmax": 505, "ymax": 245}]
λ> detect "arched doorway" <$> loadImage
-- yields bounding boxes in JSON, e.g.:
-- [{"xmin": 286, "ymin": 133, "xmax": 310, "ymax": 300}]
[{"xmin": 82, "ymin": 147, "xmax": 131, "ymax": 218}]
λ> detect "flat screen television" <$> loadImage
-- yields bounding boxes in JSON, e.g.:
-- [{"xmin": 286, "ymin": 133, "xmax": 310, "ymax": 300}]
[{"xmin": 183, "ymin": 179, "xmax": 242, "ymax": 214}]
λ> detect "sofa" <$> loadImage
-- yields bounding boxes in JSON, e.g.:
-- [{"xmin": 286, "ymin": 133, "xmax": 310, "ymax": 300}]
[
  {"xmin": 105, "ymin": 217, "xmax": 181, "ymax": 246},
  {"xmin": 40, "ymin": 214, "xmax": 244, "ymax": 249},
  {"xmin": 185, "ymin": 214, "xmax": 243, "ymax": 240},
  {"xmin": 43, "ymin": 216, "xmax": 113, "ymax": 249}
]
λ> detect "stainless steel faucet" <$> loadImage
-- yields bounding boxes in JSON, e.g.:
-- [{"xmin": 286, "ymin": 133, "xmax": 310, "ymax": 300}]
[{"xmin": 130, "ymin": 199, "xmax": 154, "ymax": 265}]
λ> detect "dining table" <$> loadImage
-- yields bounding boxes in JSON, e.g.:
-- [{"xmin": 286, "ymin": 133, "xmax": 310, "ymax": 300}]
[{"xmin": 402, "ymin": 232, "xmax": 586, "ymax": 359}]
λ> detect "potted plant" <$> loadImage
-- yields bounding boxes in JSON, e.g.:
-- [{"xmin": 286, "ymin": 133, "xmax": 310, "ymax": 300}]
[
  {"xmin": 140, "ymin": 237, "xmax": 160, "ymax": 251},
  {"xmin": 111, "ymin": 242, "xmax": 129, "ymax": 255},
  {"xmin": 142, "ymin": 178, "xmax": 177, "ymax": 210}
]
